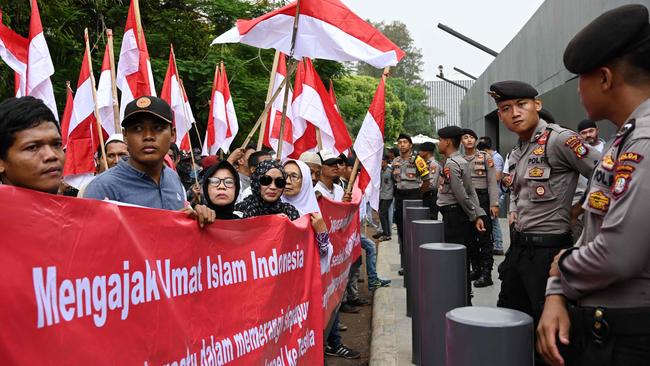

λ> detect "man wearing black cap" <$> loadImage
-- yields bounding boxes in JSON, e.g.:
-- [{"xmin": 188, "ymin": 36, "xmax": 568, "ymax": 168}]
[
  {"xmin": 85, "ymin": 96, "xmax": 215, "ymax": 227},
  {"xmin": 488, "ymin": 79, "xmax": 601, "ymax": 354},
  {"xmin": 437, "ymin": 125, "xmax": 486, "ymax": 303},
  {"xmin": 417, "ymin": 141, "xmax": 441, "ymax": 220},
  {"xmin": 392, "ymin": 133, "xmax": 432, "ymax": 274},
  {"xmin": 537, "ymin": 5, "xmax": 650, "ymax": 366},
  {"xmin": 462, "ymin": 128, "xmax": 498, "ymax": 288}
]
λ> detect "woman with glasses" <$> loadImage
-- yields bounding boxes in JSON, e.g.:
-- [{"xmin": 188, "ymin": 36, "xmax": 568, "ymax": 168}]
[
  {"xmin": 235, "ymin": 160, "xmax": 300, "ymax": 220},
  {"xmin": 202, "ymin": 160, "xmax": 243, "ymax": 220}
]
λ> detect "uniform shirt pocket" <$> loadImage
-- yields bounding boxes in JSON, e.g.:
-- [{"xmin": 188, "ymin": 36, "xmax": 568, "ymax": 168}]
[{"xmin": 525, "ymin": 166, "xmax": 557, "ymax": 202}]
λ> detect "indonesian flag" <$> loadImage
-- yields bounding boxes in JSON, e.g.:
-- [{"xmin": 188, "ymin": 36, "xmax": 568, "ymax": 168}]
[
  {"xmin": 212, "ymin": 0, "xmax": 405, "ymax": 69},
  {"xmin": 202, "ymin": 62, "xmax": 239, "ymax": 155},
  {"xmin": 329, "ymin": 80, "xmax": 338, "ymax": 110},
  {"xmin": 0, "ymin": 11, "xmax": 28, "ymax": 97},
  {"xmin": 262, "ymin": 53, "xmax": 295, "ymax": 160},
  {"xmin": 27, "ymin": 0, "xmax": 58, "ymax": 118},
  {"xmin": 116, "ymin": 0, "xmax": 156, "ymax": 119},
  {"xmin": 60, "ymin": 83, "xmax": 73, "ymax": 147},
  {"xmin": 161, "ymin": 46, "xmax": 195, "ymax": 151},
  {"xmin": 290, "ymin": 58, "xmax": 352, "ymax": 157},
  {"xmin": 96, "ymin": 43, "xmax": 117, "ymax": 136},
  {"xmin": 353, "ymin": 78, "xmax": 386, "ymax": 211},
  {"xmin": 63, "ymin": 46, "xmax": 106, "ymax": 189}
]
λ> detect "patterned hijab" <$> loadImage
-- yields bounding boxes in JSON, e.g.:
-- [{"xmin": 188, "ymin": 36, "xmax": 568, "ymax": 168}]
[{"xmin": 235, "ymin": 159, "xmax": 300, "ymax": 220}]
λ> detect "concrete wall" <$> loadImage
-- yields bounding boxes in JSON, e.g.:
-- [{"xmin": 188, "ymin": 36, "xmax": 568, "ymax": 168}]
[{"xmin": 459, "ymin": 0, "xmax": 649, "ymax": 153}]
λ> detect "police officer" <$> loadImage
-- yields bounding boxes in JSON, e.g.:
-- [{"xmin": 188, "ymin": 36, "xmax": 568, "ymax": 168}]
[
  {"xmin": 418, "ymin": 141, "xmax": 441, "ymax": 220},
  {"xmin": 537, "ymin": 5, "xmax": 650, "ymax": 366},
  {"xmin": 462, "ymin": 128, "xmax": 499, "ymax": 288},
  {"xmin": 392, "ymin": 133, "xmax": 433, "ymax": 274},
  {"xmin": 437, "ymin": 126, "xmax": 486, "ymax": 304},
  {"xmin": 490, "ymin": 80, "xmax": 601, "ymax": 331}
]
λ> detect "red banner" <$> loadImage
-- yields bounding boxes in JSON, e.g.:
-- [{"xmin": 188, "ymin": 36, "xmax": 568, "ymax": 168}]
[
  {"xmin": 317, "ymin": 196, "xmax": 362, "ymax": 324},
  {"xmin": 0, "ymin": 186, "xmax": 324, "ymax": 365}
]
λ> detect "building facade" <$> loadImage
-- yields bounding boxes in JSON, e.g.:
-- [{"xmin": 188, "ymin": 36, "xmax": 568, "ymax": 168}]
[{"xmin": 425, "ymin": 79, "xmax": 474, "ymax": 130}]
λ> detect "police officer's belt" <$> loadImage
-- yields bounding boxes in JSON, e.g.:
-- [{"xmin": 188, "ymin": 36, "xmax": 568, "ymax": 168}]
[
  {"xmin": 439, "ymin": 204, "xmax": 461, "ymax": 213},
  {"xmin": 571, "ymin": 306, "xmax": 650, "ymax": 342},
  {"xmin": 422, "ymin": 189, "xmax": 437, "ymax": 197},
  {"xmin": 511, "ymin": 231, "xmax": 572, "ymax": 248},
  {"xmin": 394, "ymin": 188, "xmax": 420, "ymax": 196},
  {"xmin": 475, "ymin": 188, "xmax": 488, "ymax": 195}
]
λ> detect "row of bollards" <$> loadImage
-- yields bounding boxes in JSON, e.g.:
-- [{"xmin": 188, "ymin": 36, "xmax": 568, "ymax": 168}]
[{"xmin": 401, "ymin": 203, "xmax": 534, "ymax": 366}]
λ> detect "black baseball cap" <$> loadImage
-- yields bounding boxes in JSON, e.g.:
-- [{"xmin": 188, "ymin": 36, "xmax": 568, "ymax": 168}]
[{"xmin": 121, "ymin": 96, "xmax": 173, "ymax": 128}]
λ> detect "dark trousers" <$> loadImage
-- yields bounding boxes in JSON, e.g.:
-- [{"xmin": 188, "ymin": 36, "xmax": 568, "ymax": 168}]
[
  {"xmin": 379, "ymin": 199, "xmax": 392, "ymax": 236},
  {"xmin": 561, "ymin": 306, "xmax": 650, "ymax": 366},
  {"xmin": 394, "ymin": 188, "xmax": 421, "ymax": 263},
  {"xmin": 327, "ymin": 311, "xmax": 342, "ymax": 347},
  {"xmin": 422, "ymin": 189, "xmax": 439, "ymax": 220},
  {"xmin": 468, "ymin": 189, "xmax": 494, "ymax": 274},
  {"xmin": 440, "ymin": 204, "xmax": 473, "ymax": 305}
]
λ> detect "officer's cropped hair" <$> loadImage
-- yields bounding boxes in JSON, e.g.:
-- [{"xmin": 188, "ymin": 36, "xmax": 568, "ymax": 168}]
[
  {"xmin": 611, "ymin": 45, "xmax": 650, "ymax": 87},
  {"xmin": 0, "ymin": 96, "xmax": 59, "ymax": 159},
  {"xmin": 248, "ymin": 150, "xmax": 271, "ymax": 169},
  {"xmin": 450, "ymin": 136, "xmax": 461, "ymax": 149},
  {"xmin": 479, "ymin": 136, "xmax": 493, "ymax": 149}
]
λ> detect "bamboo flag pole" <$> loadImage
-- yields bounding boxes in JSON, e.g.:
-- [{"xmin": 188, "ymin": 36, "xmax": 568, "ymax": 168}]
[
  {"xmin": 106, "ymin": 29, "xmax": 120, "ymax": 133},
  {"xmin": 133, "ymin": 0, "xmax": 145, "ymax": 49},
  {"xmin": 239, "ymin": 61, "xmax": 297, "ymax": 149},
  {"xmin": 85, "ymin": 28, "xmax": 109, "ymax": 172},
  {"xmin": 171, "ymin": 44, "xmax": 200, "ymax": 188},
  {"xmin": 257, "ymin": 50, "xmax": 281, "ymax": 150},
  {"xmin": 346, "ymin": 66, "xmax": 390, "ymax": 195}
]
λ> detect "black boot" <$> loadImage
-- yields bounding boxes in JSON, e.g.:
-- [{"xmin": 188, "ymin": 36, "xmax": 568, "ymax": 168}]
[
  {"xmin": 469, "ymin": 269, "xmax": 480, "ymax": 281},
  {"xmin": 473, "ymin": 271, "xmax": 493, "ymax": 288}
]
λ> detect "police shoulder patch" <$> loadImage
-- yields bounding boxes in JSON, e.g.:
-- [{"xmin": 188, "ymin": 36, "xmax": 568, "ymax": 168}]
[
  {"xmin": 443, "ymin": 167, "xmax": 451, "ymax": 179},
  {"xmin": 619, "ymin": 152, "xmax": 644, "ymax": 164},
  {"xmin": 587, "ymin": 191, "xmax": 610, "ymax": 212},
  {"xmin": 612, "ymin": 172, "xmax": 632, "ymax": 198},
  {"xmin": 564, "ymin": 135, "xmax": 589, "ymax": 159},
  {"xmin": 487, "ymin": 158, "xmax": 494, "ymax": 168},
  {"xmin": 601, "ymin": 154, "xmax": 615, "ymax": 171}
]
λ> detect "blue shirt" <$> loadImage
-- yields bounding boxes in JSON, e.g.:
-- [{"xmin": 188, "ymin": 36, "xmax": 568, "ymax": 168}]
[
  {"xmin": 491, "ymin": 150, "xmax": 505, "ymax": 173},
  {"xmin": 84, "ymin": 159, "xmax": 186, "ymax": 210}
]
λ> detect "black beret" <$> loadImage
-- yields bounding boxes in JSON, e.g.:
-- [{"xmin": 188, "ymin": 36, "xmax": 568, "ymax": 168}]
[
  {"xmin": 488, "ymin": 81, "xmax": 538, "ymax": 102},
  {"xmin": 539, "ymin": 108, "xmax": 556, "ymax": 124},
  {"xmin": 397, "ymin": 133, "xmax": 412, "ymax": 144},
  {"xmin": 438, "ymin": 126, "xmax": 464, "ymax": 138},
  {"xmin": 462, "ymin": 128, "xmax": 478, "ymax": 139},
  {"xmin": 564, "ymin": 5, "xmax": 650, "ymax": 74},
  {"xmin": 577, "ymin": 119, "xmax": 597, "ymax": 132},
  {"xmin": 419, "ymin": 141, "xmax": 436, "ymax": 152}
]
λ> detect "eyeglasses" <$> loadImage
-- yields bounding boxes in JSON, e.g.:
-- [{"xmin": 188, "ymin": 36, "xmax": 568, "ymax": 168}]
[
  {"xmin": 287, "ymin": 173, "xmax": 302, "ymax": 182},
  {"xmin": 259, "ymin": 175, "xmax": 286, "ymax": 188},
  {"xmin": 208, "ymin": 177, "xmax": 235, "ymax": 188}
]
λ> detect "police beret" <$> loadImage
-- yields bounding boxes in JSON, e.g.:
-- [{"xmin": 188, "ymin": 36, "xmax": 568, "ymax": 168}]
[
  {"xmin": 397, "ymin": 133, "xmax": 412, "ymax": 144},
  {"xmin": 577, "ymin": 119, "xmax": 597, "ymax": 132},
  {"xmin": 488, "ymin": 81, "xmax": 538, "ymax": 102},
  {"xmin": 462, "ymin": 128, "xmax": 478, "ymax": 139},
  {"xmin": 438, "ymin": 126, "xmax": 464, "ymax": 138},
  {"xmin": 419, "ymin": 141, "xmax": 436, "ymax": 152},
  {"xmin": 564, "ymin": 5, "xmax": 650, "ymax": 74}
]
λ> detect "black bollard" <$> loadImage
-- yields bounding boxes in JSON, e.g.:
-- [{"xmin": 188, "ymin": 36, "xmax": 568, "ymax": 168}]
[
  {"xmin": 400, "ymin": 199, "xmax": 422, "ymax": 273},
  {"xmin": 418, "ymin": 243, "xmax": 465, "ymax": 366},
  {"xmin": 446, "ymin": 307, "xmax": 534, "ymax": 366},
  {"xmin": 410, "ymin": 220, "xmax": 444, "ymax": 365},
  {"xmin": 404, "ymin": 207, "xmax": 430, "ymax": 317}
]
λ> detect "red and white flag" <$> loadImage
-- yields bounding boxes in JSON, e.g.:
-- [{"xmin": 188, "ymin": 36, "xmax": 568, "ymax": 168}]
[
  {"xmin": 116, "ymin": 0, "xmax": 156, "ymax": 119},
  {"xmin": 353, "ymin": 78, "xmax": 386, "ymax": 211},
  {"xmin": 63, "ymin": 46, "xmax": 105, "ymax": 189},
  {"xmin": 26, "ymin": 0, "xmax": 58, "ymax": 117},
  {"xmin": 96, "ymin": 43, "xmax": 117, "ymax": 136},
  {"xmin": 213, "ymin": 0, "xmax": 405, "ymax": 69},
  {"xmin": 291, "ymin": 58, "xmax": 352, "ymax": 157},
  {"xmin": 60, "ymin": 82, "xmax": 74, "ymax": 147},
  {"xmin": 0, "ymin": 11, "xmax": 28, "ymax": 97},
  {"xmin": 263, "ymin": 52, "xmax": 295, "ymax": 160},
  {"xmin": 161, "ymin": 46, "xmax": 195, "ymax": 151},
  {"xmin": 202, "ymin": 63, "xmax": 239, "ymax": 155}
]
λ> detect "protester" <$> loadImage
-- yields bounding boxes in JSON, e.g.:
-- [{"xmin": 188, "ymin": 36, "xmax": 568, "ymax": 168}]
[
  {"xmin": 298, "ymin": 151, "xmax": 322, "ymax": 187},
  {"xmin": 238, "ymin": 150, "xmax": 272, "ymax": 202},
  {"xmin": 99, "ymin": 134, "xmax": 129, "ymax": 172},
  {"xmin": 167, "ymin": 142, "xmax": 180, "ymax": 167},
  {"xmin": 237, "ymin": 144, "xmax": 256, "ymax": 192},
  {"xmin": 235, "ymin": 159, "xmax": 299, "ymax": 220},
  {"xmin": 84, "ymin": 96, "xmax": 216, "ymax": 227},
  {"xmin": 202, "ymin": 160, "xmax": 242, "ymax": 220},
  {"xmin": 315, "ymin": 150, "xmax": 345, "ymax": 201},
  {"xmin": 576, "ymin": 119, "xmax": 605, "ymax": 151},
  {"xmin": 0, "ymin": 96, "xmax": 64, "ymax": 194},
  {"xmin": 376, "ymin": 155, "xmax": 394, "ymax": 241}
]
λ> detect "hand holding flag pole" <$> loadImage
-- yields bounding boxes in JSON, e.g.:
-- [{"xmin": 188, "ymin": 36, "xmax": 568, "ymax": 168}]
[{"xmin": 85, "ymin": 28, "xmax": 109, "ymax": 172}]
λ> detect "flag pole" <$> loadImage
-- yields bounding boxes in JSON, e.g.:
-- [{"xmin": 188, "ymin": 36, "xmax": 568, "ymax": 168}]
[
  {"xmin": 106, "ymin": 29, "xmax": 121, "ymax": 133},
  {"xmin": 276, "ymin": 0, "xmax": 302, "ymax": 160},
  {"xmin": 239, "ymin": 61, "xmax": 297, "ymax": 149},
  {"xmin": 171, "ymin": 44, "xmax": 200, "ymax": 189},
  {"xmin": 346, "ymin": 67, "xmax": 390, "ymax": 194},
  {"xmin": 85, "ymin": 28, "xmax": 109, "ymax": 172},
  {"xmin": 257, "ymin": 50, "xmax": 281, "ymax": 150},
  {"xmin": 132, "ymin": 0, "xmax": 145, "ymax": 49}
]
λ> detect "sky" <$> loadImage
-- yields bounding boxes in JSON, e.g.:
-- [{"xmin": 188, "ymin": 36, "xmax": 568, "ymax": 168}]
[{"xmin": 344, "ymin": 0, "xmax": 545, "ymax": 81}]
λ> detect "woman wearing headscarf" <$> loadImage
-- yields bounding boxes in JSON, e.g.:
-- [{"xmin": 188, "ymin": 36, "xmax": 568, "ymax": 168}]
[
  {"xmin": 283, "ymin": 160, "xmax": 333, "ymax": 271},
  {"xmin": 235, "ymin": 160, "xmax": 300, "ymax": 220},
  {"xmin": 202, "ymin": 160, "xmax": 242, "ymax": 220}
]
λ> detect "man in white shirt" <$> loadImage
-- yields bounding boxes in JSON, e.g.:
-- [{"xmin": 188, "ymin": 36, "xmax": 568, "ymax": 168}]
[{"xmin": 314, "ymin": 150, "xmax": 344, "ymax": 201}]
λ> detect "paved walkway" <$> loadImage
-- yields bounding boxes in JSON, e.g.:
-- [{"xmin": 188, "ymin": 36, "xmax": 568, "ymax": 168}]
[{"xmin": 369, "ymin": 219, "xmax": 510, "ymax": 365}]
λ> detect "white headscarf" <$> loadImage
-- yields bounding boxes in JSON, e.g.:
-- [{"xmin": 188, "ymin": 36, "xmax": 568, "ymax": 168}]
[{"xmin": 282, "ymin": 160, "xmax": 321, "ymax": 216}]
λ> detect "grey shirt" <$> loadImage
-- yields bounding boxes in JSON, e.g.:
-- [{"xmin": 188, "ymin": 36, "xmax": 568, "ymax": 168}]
[
  {"xmin": 380, "ymin": 166, "xmax": 394, "ymax": 200},
  {"xmin": 546, "ymin": 99, "xmax": 650, "ymax": 308},
  {"xmin": 508, "ymin": 119, "xmax": 600, "ymax": 233},
  {"xmin": 464, "ymin": 150, "xmax": 499, "ymax": 206},
  {"xmin": 84, "ymin": 159, "xmax": 186, "ymax": 210},
  {"xmin": 427, "ymin": 157, "xmax": 442, "ymax": 192},
  {"xmin": 437, "ymin": 151, "xmax": 485, "ymax": 222}
]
